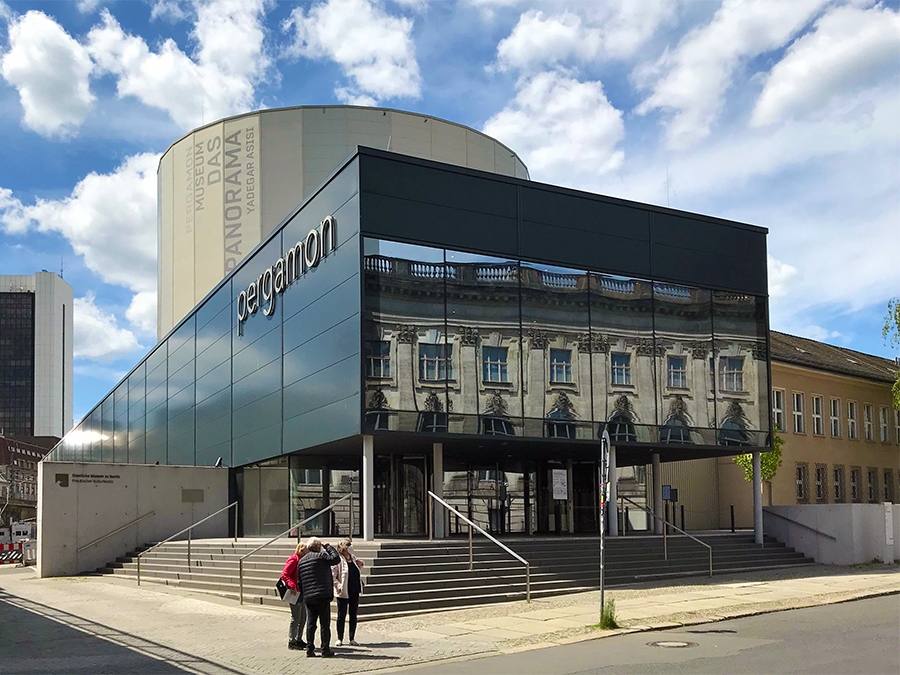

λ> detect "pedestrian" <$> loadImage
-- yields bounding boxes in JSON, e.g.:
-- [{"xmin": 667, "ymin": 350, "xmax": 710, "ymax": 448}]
[
  {"xmin": 297, "ymin": 536, "xmax": 340, "ymax": 657},
  {"xmin": 281, "ymin": 542, "xmax": 308, "ymax": 651},
  {"xmin": 332, "ymin": 538, "xmax": 365, "ymax": 646}
]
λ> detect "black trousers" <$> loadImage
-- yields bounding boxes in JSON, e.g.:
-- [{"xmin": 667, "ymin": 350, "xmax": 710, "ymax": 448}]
[
  {"xmin": 336, "ymin": 595, "xmax": 359, "ymax": 641},
  {"xmin": 304, "ymin": 599, "xmax": 332, "ymax": 650}
]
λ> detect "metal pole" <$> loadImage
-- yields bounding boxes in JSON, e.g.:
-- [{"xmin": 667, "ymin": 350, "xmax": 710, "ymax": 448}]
[
  {"xmin": 137, "ymin": 554, "xmax": 141, "ymax": 586},
  {"xmin": 349, "ymin": 492, "xmax": 354, "ymax": 539},
  {"xmin": 428, "ymin": 494, "xmax": 433, "ymax": 541},
  {"xmin": 663, "ymin": 515, "xmax": 668, "ymax": 560},
  {"xmin": 526, "ymin": 562, "xmax": 531, "ymax": 603},
  {"xmin": 680, "ymin": 505, "xmax": 685, "ymax": 532},
  {"xmin": 188, "ymin": 528, "xmax": 191, "ymax": 570},
  {"xmin": 234, "ymin": 503, "xmax": 238, "ymax": 542},
  {"xmin": 730, "ymin": 504, "xmax": 735, "ymax": 533},
  {"xmin": 600, "ymin": 429, "xmax": 609, "ymax": 615},
  {"xmin": 239, "ymin": 559, "xmax": 244, "ymax": 605},
  {"xmin": 709, "ymin": 547, "xmax": 713, "ymax": 577},
  {"xmin": 468, "ymin": 524, "xmax": 473, "ymax": 571}
]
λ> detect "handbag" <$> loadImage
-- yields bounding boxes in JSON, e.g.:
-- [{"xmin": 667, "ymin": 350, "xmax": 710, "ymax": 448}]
[{"xmin": 277, "ymin": 561, "xmax": 303, "ymax": 604}]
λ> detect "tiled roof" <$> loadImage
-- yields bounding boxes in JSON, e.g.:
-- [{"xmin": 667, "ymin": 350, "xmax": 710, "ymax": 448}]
[{"xmin": 770, "ymin": 331, "xmax": 898, "ymax": 385}]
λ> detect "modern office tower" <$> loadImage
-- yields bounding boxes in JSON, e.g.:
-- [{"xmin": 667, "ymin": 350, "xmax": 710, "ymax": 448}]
[
  {"xmin": 0, "ymin": 273, "xmax": 73, "ymax": 438},
  {"xmin": 156, "ymin": 106, "xmax": 528, "ymax": 338}
]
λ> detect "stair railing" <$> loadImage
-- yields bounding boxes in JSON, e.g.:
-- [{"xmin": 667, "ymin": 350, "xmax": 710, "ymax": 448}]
[
  {"xmin": 77, "ymin": 511, "xmax": 156, "ymax": 553},
  {"xmin": 621, "ymin": 495, "xmax": 712, "ymax": 578},
  {"xmin": 426, "ymin": 491, "xmax": 530, "ymax": 603},
  {"xmin": 136, "ymin": 501, "xmax": 238, "ymax": 586},
  {"xmin": 238, "ymin": 493, "xmax": 352, "ymax": 605}
]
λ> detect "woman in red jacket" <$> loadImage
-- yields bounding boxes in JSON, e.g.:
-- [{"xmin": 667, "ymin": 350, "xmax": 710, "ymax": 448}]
[{"xmin": 281, "ymin": 542, "xmax": 308, "ymax": 650}]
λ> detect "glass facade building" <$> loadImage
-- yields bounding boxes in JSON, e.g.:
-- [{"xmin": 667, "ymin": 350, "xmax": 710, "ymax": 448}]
[{"xmin": 48, "ymin": 148, "xmax": 772, "ymax": 537}]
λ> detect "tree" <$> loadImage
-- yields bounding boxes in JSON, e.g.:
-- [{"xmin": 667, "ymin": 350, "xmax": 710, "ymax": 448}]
[
  {"xmin": 733, "ymin": 425, "xmax": 784, "ymax": 484},
  {"xmin": 883, "ymin": 297, "xmax": 900, "ymax": 410}
]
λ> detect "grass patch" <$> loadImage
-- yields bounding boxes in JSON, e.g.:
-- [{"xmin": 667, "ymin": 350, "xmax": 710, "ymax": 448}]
[{"xmin": 590, "ymin": 599, "xmax": 619, "ymax": 630}]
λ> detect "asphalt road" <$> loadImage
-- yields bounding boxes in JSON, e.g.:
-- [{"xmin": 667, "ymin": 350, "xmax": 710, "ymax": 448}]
[{"xmin": 394, "ymin": 594, "xmax": 900, "ymax": 675}]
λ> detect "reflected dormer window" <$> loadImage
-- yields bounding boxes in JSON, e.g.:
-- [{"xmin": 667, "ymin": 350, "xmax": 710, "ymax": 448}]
[
  {"xmin": 419, "ymin": 343, "xmax": 453, "ymax": 381},
  {"xmin": 482, "ymin": 417, "xmax": 516, "ymax": 436},
  {"xmin": 417, "ymin": 412, "xmax": 448, "ymax": 433},
  {"xmin": 550, "ymin": 348, "xmax": 572, "ymax": 383},
  {"xmin": 611, "ymin": 353, "xmax": 631, "ymax": 385},
  {"xmin": 719, "ymin": 401, "xmax": 751, "ymax": 446}
]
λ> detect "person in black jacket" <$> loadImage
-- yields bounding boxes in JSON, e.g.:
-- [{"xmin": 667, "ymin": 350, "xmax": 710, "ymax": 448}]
[{"xmin": 297, "ymin": 536, "xmax": 340, "ymax": 657}]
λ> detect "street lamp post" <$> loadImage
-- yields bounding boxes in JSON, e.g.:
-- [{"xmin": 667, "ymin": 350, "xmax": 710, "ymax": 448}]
[{"xmin": 599, "ymin": 427, "xmax": 611, "ymax": 615}]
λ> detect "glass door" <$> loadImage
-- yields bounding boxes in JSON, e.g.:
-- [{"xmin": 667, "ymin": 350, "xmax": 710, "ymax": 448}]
[
  {"xmin": 397, "ymin": 457, "xmax": 427, "ymax": 535},
  {"xmin": 572, "ymin": 462, "xmax": 599, "ymax": 533}
]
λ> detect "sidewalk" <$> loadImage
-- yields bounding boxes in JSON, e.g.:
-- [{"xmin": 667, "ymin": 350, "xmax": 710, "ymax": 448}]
[{"xmin": 1, "ymin": 563, "xmax": 897, "ymax": 675}]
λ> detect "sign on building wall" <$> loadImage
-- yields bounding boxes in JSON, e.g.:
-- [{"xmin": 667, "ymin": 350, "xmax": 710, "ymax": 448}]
[
  {"xmin": 222, "ymin": 116, "xmax": 260, "ymax": 273},
  {"xmin": 552, "ymin": 469, "xmax": 568, "ymax": 500}
]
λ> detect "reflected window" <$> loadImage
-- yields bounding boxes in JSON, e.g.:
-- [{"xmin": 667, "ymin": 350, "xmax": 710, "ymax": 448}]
[
  {"xmin": 366, "ymin": 341, "xmax": 391, "ymax": 378},
  {"xmin": 296, "ymin": 469, "xmax": 322, "ymax": 485},
  {"xmin": 607, "ymin": 414, "xmax": 636, "ymax": 443},
  {"xmin": 482, "ymin": 346, "xmax": 509, "ymax": 383},
  {"xmin": 667, "ymin": 356, "xmax": 687, "ymax": 388},
  {"xmin": 720, "ymin": 357, "xmax": 744, "ymax": 392},
  {"xmin": 417, "ymin": 411, "xmax": 448, "ymax": 433},
  {"xmin": 611, "ymin": 353, "xmax": 631, "ymax": 385},
  {"xmin": 550, "ymin": 349, "xmax": 572, "ymax": 384},
  {"xmin": 719, "ymin": 401, "xmax": 751, "ymax": 446},
  {"xmin": 477, "ymin": 469, "xmax": 507, "ymax": 483},
  {"xmin": 365, "ymin": 411, "xmax": 390, "ymax": 431},
  {"xmin": 482, "ymin": 417, "xmax": 515, "ymax": 436},
  {"xmin": 546, "ymin": 419, "xmax": 576, "ymax": 439},
  {"xmin": 419, "ymin": 343, "xmax": 452, "ymax": 381},
  {"xmin": 660, "ymin": 416, "xmax": 691, "ymax": 444}
]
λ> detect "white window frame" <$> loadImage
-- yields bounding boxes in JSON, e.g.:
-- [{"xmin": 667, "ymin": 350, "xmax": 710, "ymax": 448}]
[
  {"xmin": 365, "ymin": 340, "xmax": 391, "ymax": 379},
  {"xmin": 418, "ymin": 343, "xmax": 453, "ymax": 382},
  {"xmin": 829, "ymin": 398, "xmax": 841, "ymax": 438},
  {"xmin": 482, "ymin": 346, "xmax": 509, "ymax": 384},
  {"xmin": 880, "ymin": 406, "xmax": 889, "ymax": 443},
  {"xmin": 863, "ymin": 404, "xmax": 874, "ymax": 441},
  {"xmin": 720, "ymin": 356, "xmax": 744, "ymax": 392},
  {"xmin": 812, "ymin": 395, "xmax": 824, "ymax": 436},
  {"xmin": 610, "ymin": 352, "xmax": 631, "ymax": 386},
  {"xmin": 667, "ymin": 355, "xmax": 687, "ymax": 389},
  {"xmin": 550, "ymin": 348, "xmax": 573, "ymax": 384},
  {"xmin": 772, "ymin": 388, "xmax": 785, "ymax": 432},
  {"xmin": 792, "ymin": 392, "xmax": 805, "ymax": 434},
  {"xmin": 847, "ymin": 401, "xmax": 858, "ymax": 440}
]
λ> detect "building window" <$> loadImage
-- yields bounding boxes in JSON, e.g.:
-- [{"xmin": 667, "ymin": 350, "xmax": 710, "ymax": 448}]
[
  {"xmin": 365, "ymin": 410, "xmax": 390, "ymax": 431},
  {"xmin": 884, "ymin": 470, "xmax": 895, "ymax": 503},
  {"xmin": 482, "ymin": 417, "xmax": 515, "ymax": 436},
  {"xmin": 417, "ymin": 411, "xmax": 448, "ymax": 434},
  {"xmin": 792, "ymin": 393, "xmax": 805, "ymax": 434},
  {"xmin": 847, "ymin": 401, "xmax": 858, "ymax": 439},
  {"xmin": 850, "ymin": 467, "xmax": 862, "ymax": 502},
  {"xmin": 482, "ymin": 346, "xmax": 509, "ymax": 383},
  {"xmin": 772, "ymin": 389, "xmax": 785, "ymax": 432},
  {"xmin": 815, "ymin": 464, "xmax": 827, "ymax": 503},
  {"xmin": 295, "ymin": 469, "xmax": 322, "ymax": 485},
  {"xmin": 864, "ymin": 404, "xmax": 874, "ymax": 441},
  {"xmin": 545, "ymin": 420, "xmax": 576, "ymax": 439},
  {"xmin": 550, "ymin": 349, "xmax": 573, "ymax": 384},
  {"xmin": 812, "ymin": 396, "xmax": 824, "ymax": 436},
  {"xmin": 419, "ymin": 343, "xmax": 452, "ymax": 381},
  {"xmin": 667, "ymin": 356, "xmax": 687, "ymax": 388},
  {"xmin": 477, "ymin": 469, "xmax": 507, "ymax": 483},
  {"xmin": 720, "ymin": 357, "xmax": 744, "ymax": 392},
  {"xmin": 610, "ymin": 353, "xmax": 631, "ymax": 385},
  {"xmin": 833, "ymin": 465, "xmax": 845, "ymax": 503},
  {"xmin": 880, "ymin": 407, "xmax": 889, "ymax": 443},
  {"xmin": 796, "ymin": 464, "xmax": 809, "ymax": 503},
  {"xmin": 365, "ymin": 341, "xmax": 391, "ymax": 378},
  {"xmin": 830, "ymin": 398, "xmax": 841, "ymax": 438},
  {"xmin": 867, "ymin": 468, "xmax": 878, "ymax": 502}
]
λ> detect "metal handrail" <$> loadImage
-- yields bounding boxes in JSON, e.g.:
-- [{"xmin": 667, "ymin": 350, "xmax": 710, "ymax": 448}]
[
  {"xmin": 621, "ymin": 496, "xmax": 712, "ymax": 577},
  {"xmin": 137, "ymin": 502, "xmax": 238, "ymax": 586},
  {"xmin": 77, "ymin": 511, "xmax": 155, "ymax": 553},
  {"xmin": 427, "ymin": 491, "xmax": 530, "ymax": 602},
  {"xmin": 763, "ymin": 508, "xmax": 837, "ymax": 540},
  {"xmin": 239, "ymin": 493, "xmax": 352, "ymax": 605}
]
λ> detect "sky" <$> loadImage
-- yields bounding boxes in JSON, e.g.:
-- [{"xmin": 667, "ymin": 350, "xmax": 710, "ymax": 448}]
[{"xmin": 0, "ymin": 0, "xmax": 897, "ymax": 422}]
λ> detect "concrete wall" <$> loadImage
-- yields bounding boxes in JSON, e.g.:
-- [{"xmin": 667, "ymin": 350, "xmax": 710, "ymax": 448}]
[
  {"xmin": 37, "ymin": 462, "xmax": 229, "ymax": 577},
  {"xmin": 764, "ymin": 503, "xmax": 899, "ymax": 565}
]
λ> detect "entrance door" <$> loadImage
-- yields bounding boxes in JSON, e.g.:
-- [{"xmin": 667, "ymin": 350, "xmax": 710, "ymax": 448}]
[
  {"xmin": 572, "ymin": 462, "xmax": 599, "ymax": 533},
  {"xmin": 397, "ymin": 457, "xmax": 427, "ymax": 535}
]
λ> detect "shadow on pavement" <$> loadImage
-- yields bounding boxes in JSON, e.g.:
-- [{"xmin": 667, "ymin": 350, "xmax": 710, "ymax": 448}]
[{"xmin": 0, "ymin": 589, "xmax": 245, "ymax": 675}]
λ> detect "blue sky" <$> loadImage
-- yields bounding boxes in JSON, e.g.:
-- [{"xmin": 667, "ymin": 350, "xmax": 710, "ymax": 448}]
[{"xmin": 0, "ymin": 0, "xmax": 898, "ymax": 422}]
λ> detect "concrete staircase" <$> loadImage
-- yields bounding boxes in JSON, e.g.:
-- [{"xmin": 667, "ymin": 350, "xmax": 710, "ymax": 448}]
[{"xmin": 98, "ymin": 533, "xmax": 813, "ymax": 620}]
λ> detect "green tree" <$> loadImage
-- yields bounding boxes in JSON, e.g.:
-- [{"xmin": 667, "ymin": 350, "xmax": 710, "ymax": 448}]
[
  {"xmin": 733, "ymin": 425, "xmax": 784, "ymax": 485},
  {"xmin": 883, "ymin": 297, "xmax": 900, "ymax": 410}
]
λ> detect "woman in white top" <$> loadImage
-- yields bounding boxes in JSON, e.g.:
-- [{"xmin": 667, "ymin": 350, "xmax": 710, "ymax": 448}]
[{"xmin": 332, "ymin": 538, "xmax": 365, "ymax": 646}]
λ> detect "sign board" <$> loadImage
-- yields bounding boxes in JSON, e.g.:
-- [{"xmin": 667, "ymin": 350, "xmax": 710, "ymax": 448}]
[
  {"xmin": 552, "ymin": 469, "xmax": 568, "ymax": 500},
  {"xmin": 670, "ymin": 488, "xmax": 678, "ymax": 503},
  {"xmin": 662, "ymin": 485, "xmax": 671, "ymax": 501}
]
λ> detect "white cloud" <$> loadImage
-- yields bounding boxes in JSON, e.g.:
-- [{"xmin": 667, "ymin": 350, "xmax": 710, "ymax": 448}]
[
  {"xmin": 495, "ymin": 3, "xmax": 674, "ymax": 72},
  {"xmin": 0, "ymin": 11, "xmax": 95, "ymax": 137},
  {"xmin": 752, "ymin": 4, "xmax": 900, "ymax": 127},
  {"xmin": 335, "ymin": 87, "xmax": 378, "ymax": 107},
  {"xmin": 74, "ymin": 293, "xmax": 142, "ymax": 361},
  {"xmin": 149, "ymin": 0, "xmax": 190, "ymax": 22},
  {"xmin": 0, "ymin": 153, "xmax": 159, "ymax": 295},
  {"xmin": 126, "ymin": 291, "xmax": 157, "ymax": 334},
  {"xmin": 283, "ymin": 0, "xmax": 421, "ymax": 103},
  {"xmin": 635, "ymin": 0, "xmax": 832, "ymax": 149},
  {"xmin": 483, "ymin": 71, "xmax": 624, "ymax": 187},
  {"xmin": 77, "ymin": 0, "xmax": 104, "ymax": 13},
  {"xmin": 87, "ymin": 0, "xmax": 270, "ymax": 130},
  {"xmin": 767, "ymin": 255, "xmax": 798, "ymax": 298}
]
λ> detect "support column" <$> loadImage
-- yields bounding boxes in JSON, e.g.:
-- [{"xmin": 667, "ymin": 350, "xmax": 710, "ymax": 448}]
[
  {"xmin": 752, "ymin": 450, "xmax": 763, "ymax": 544},
  {"xmin": 433, "ymin": 442, "xmax": 444, "ymax": 538},
  {"xmin": 652, "ymin": 453, "xmax": 663, "ymax": 535},
  {"xmin": 362, "ymin": 435, "xmax": 375, "ymax": 541},
  {"xmin": 608, "ymin": 446, "xmax": 618, "ymax": 536}
]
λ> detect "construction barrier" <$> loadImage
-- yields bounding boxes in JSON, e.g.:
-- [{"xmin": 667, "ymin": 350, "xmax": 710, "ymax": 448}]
[
  {"xmin": 21, "ymin": 540, "xmax": 36, "ymax": 565},
  {"xmin": 0, "ymin": 542, "xmax": 23, "ymax": 564}
]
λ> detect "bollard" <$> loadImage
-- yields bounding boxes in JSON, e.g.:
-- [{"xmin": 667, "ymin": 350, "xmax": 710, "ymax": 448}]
[
  {"xmin": 730, "ymin": 504, "xmax": 735, "ymax": 533},
  {"xmin": 624, "ymin": 507, "xmax": 629, "ymax": 534},
  {"xmin": 680, "ymin": 505, "xmax": 685, "ymax": 532}
]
